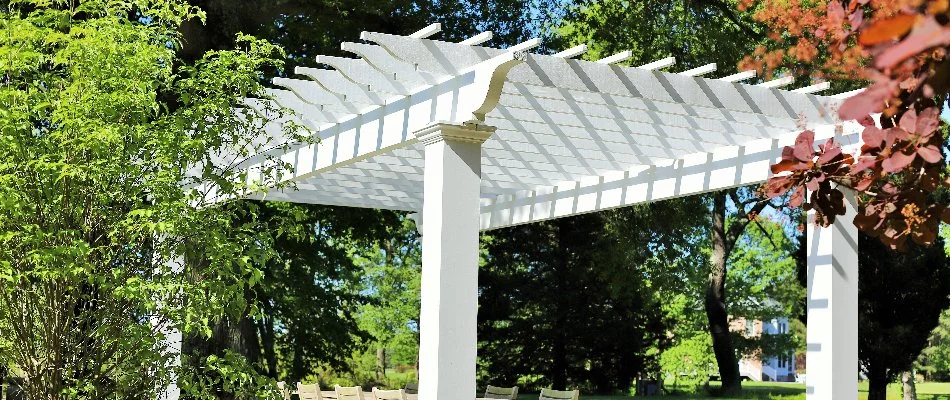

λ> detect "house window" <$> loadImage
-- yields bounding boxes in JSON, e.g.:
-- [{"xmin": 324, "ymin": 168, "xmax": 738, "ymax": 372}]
[
  {"xmin": 780, "ymin": 322, "xmax": 786, "ymax": 334},
  {"xmin": 746, "ymin": 320, "xmax": 755, "ymax": 336},
  {"xmin": 778, "ymin": 353, "xmax": 792, "ymax": 370}
]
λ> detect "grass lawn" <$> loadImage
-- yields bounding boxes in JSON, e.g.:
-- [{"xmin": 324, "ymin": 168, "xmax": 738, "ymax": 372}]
[{"xmin": 516, "ymin": 381, "xmax": 950, "ymax": 399}]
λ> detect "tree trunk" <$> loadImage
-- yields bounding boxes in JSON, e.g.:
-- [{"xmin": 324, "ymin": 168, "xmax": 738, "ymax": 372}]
[
  {"xmin": 903, "ymin": 371, "xmax": 917, "ymax": 400},
  {"xmin": 259, "ymin": 315, "xmax": 278, "ymax": 378},
  {"xmin": 867, "ymin": 366, "xmax": 888, "ymax": 400},
  {"xmin": 706, "ymin": 192, "xmax": 741, "ymax": 395},
  {"xmin": 376, "ymin": 347, "xmax": 387, "ymax": 380},
  {"xmin": 551, "ymin": 219, "xmax": 570, "ymax": 389}
]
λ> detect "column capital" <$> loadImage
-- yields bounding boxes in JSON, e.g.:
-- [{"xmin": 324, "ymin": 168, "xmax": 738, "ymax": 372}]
[{"xmin": 413, "ymin": 121, "xmax": 495, "ymax": 146}]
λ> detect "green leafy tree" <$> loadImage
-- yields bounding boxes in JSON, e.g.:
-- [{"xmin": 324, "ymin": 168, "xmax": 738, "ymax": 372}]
[
  {"xmin": 0, "ymin": 1, "xmax": 300, "ymax": 398},
  {"xmin": 916, "ymin": 309, "xmax": 950, "ymax": 381},
  {"xmin": 175, "ymin": 0, "xmax": 568, "ymax": 388},
  {"xmin": 859, "ymin": 233, "xmax": 950, "ymax": 400},
  {"xmin": 478, "ymin": 199, "xmax": 708, "ymax": 393},
  {"xmin": 553, "ymin": 2, "xmax": 767, "ymax": 393},
  {"xmin": 353, "ymin": 216, "xmax": 422, "ymax": 383},
  {"xmin": 182, "ymin": 203, "xmax": 400, "ymax": 386}
]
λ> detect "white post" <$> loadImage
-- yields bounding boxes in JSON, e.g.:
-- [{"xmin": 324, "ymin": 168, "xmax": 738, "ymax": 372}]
[
  {"xmin": 156, "ymin": 255, "xmax": 183, "ymax": 400},
  {"xmin": 806, "ymin": 189, "xmax": 859, "ymax": 400},
  {"xmin": 415, "ymin": 122, "xmax": 493, "ymax": 400},
  {"xmin": 159, "ymin": 329, "xmax": 182, "ymax": 400}
]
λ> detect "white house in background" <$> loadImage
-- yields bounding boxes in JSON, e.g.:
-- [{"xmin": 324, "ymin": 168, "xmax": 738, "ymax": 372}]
[{"xmin": 734, "ymin": 317, "xmax": 797, "ymax": 382}]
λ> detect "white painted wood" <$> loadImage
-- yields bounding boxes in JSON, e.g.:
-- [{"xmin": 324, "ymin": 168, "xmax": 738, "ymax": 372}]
[
  {"xmin": 637, "ymin": 56, "xmax": 676, "ymax": 70},
  {"xmin": 757, "ymin": 75, "xmax": 795, "ymax": 89},
  {"xmin": 415, "ymin": 122, "xmax": 493, "ymax": 400},
  {"xmin": 792, "ymin": 81, "xmax": 830, "ymax": 94},
  {"xmin": 832, "ymin": 88, "xmax": 866, "ymax": 99},
  {"xmin": 315, "ymin": 55, "xmax": 415, "ymax": 95},
  {"xmin": 340, "ymin": 41, "xmax": 444, "ymax": 85},
  {"xmin": 478, "ymin": 122, "xmax": 861, "ymax": 230},
  {"xmin": 156, "ymin": 255, "xmax": 183, "ymax": 400},
  {"xmin": 409, "ymin": 23, "xmax": 442, "ymax": 39},
  {"xmin": 718, "ymin": 70, "xmax": 757, "ymax": 82},
  {"xmin": 460, "ymin": 31, "xmax": 493, "ymax": 45},
  {"xmin": 597, "ymin": 50, "xmax": 633, "ymax": 65},
  {"xmin": 553, "ymin": 44, "xmax": 588, "ymax": 59},
  {"xmin": 806, "ymin": 189, "xmax": 859, "ymax": 400},
  {"xmin": 680, "ymin": 63, "xmax": 717, "ymax": 76},
  {"xmin": 508, "ymin": 38, "xmax": 542, "ymax": 53}
]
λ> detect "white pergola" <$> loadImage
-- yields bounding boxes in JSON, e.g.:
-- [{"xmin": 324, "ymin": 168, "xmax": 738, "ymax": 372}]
[{"xmin": 238, "ymin": 23, "xmax": 862, "ymax": 400}]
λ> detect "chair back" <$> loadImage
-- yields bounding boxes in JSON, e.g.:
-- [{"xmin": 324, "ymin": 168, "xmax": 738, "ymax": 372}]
[
  {"xmin": 372, "ymin": 388, "xmax": 408, "ymax": 400},
  {"xmin": 403, "ymin": 382, "xmax": 419, "ymax": 394},
  {"xmin": 484, "ymin": 385, "xmax": 518, "ymax": 399},
  {"xmin": 297, "ymin": 383, "xmax": 323, "ymax": 400},
  {"xmin": 277, "ymin": 381, "xmax": 292, "ymax": 400},
  {"xmin": 539, "ymin": 388, "xmax": 579, "ymax": 400},
  {"xmin": 335, "ymin": 385, "xmax": 365, "ymax": 400}
]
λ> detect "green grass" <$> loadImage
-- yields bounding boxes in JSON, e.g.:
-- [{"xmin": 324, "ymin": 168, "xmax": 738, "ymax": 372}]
[{"xmin": 516, "ymin": 381, "xmax": 950, "ymax": 400}]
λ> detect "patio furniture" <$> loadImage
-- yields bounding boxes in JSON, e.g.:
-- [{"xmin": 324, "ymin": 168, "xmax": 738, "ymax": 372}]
[
  {"xmin": 403, "ymin": 382, "xmax": 418, "ymax": 394},
  {"xmin": 539, "ymin": 388, "xmax": 578, "ymax": 400},
  {"xmin": 335, "ymin": 385, "xmax": 365, "ymax": 400},
  {"xmin": 277, "ymin": 381, "xmax": 292, "ymax": 400},
  {"xmin": 372, "ymin": 388, "xmax": 409, "ymax": 400},
  {"xmin": 297, "ymin": 383, "xmax": 323, "ymax": 400},
  {"xmin": 483, "ymin": 385, "xmax": 518, "ymax": 399}
]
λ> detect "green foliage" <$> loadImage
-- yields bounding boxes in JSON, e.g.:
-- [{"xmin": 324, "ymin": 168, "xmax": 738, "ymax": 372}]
[
  {"xmin": 859, "ymin": 233, "xmax": 950, "ymax": 395},
  {"xmin": 659, "ymin": 334, "xmax": 717, "ymax": 392},
  {"xmin": 0, "ymin": 0, "xmax": 301, "ymax": 398},
  {"xmin": 353, "ymin": 217, "xmax": 421, "ymax": 362},
  {"xmin": 177, "ymin": 0, "xmax": 571, "ymax": 69},
  {"xmin": 550, "ymin": 0, "xmax": 757, "ymax": 73},
  {"xmin": 478, "ymin": 199, "xmax": 709, "ymax": 393},
  {"xmin": 728, "ymin": 218, "xmax": 804, "ymax": 360},
  {"xmin": 916, "ymin": 309, "xmax": 950, "ymax": 381}
]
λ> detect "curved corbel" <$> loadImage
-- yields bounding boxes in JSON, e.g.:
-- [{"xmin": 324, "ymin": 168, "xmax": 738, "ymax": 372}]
[{"xmin": 457, "ymin": 50, "xmax": 528, "ymax": 122}]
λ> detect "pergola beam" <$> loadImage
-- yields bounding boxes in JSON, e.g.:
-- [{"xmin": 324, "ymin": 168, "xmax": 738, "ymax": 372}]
[{"xmin": 479, "ymin": 122, "xmax": 862, "ymax": 230}]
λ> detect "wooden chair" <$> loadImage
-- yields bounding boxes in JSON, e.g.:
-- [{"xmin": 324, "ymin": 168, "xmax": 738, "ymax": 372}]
[
  {"xmin": 403, "ymin": 382, "xmax": 419, "ymax": 394},
  {"xmin": 372, "ymin": 388, "xmax": 409, "ymax": 400},
  {"xmin": 539, "ymin": 388, "xmax": 579, "ymax": 400},
  {"xmin": 277, "ymin": 381, "xmax": 292, "ymax": 400},
  {"xmin": 335, "ymin": 385, "xmax": 365, "ymax": 400},
  {"xmin": 297, "ymin": 383, "xmax": 323, "ymax": 400},
  {"xmin": 484, "ymin": 385, "xmax": 518, "ymax": 399}
]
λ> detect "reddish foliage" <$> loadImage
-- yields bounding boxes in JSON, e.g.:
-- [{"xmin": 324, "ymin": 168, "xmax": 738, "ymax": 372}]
[{"xmin": 744, "ymin": 0, "xmax": 950, "ymax": 250}]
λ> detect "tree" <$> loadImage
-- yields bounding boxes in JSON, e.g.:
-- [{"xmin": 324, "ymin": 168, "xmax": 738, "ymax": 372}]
[
  {"xmin": 745, "ymin": 0, "xmax": 950, "ymax": 250},
  {"xmin": 0, "ymin": 1, "xmax": 299, "ymax": 399},
  {"xmin": 478, "ymin": 198, "xmax": 713, "ymax": 393},
  {"xmin": 353, "ymin": 216, "xmax": 422, "ymax": 383},
  {"xmin": 552, "ymin": 3, "xmax": 790, "ymax": 394},
  {"xmin": 479, "ymin": 215, "xmax": 660, "ymax": 393},
  {"xmin": 858, "ymin": 233, "xmax": 950, "ymax": 400},
  {"xmin": 177, "ymin": 0, "xmax": 567, "ymax": 68},
  {"xmin": 703, "ymin": 189, "xmax": 770, "ymax": 395},
  {"xmin": 727, "ymin": 217, "xmax": 804, "ymax": 363},
  {"xmin": 916, "ymin": 308, "xmax": 950, "ymax": 382},
  {"xmin": 182, "ymin": 203, "xmax": 401, "ymax": 388},
  {"xmin": 549, "ymin": 0, "xmax": 757, "ymax": 74}
]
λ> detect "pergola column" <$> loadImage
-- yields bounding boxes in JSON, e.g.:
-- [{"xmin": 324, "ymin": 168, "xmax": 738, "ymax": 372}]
[
  {"xmin": 414, "ymin": 122, "xmax": 494, "ymax": 400},
  {"xmin": 806, "ymin": 189, "xmax": 859, "ymax": 400}
]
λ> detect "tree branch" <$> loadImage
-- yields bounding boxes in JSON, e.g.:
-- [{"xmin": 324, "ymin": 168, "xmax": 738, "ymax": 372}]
[
  {"xmin": 705, "ymin": 0, "xmax": 760, "ymax": 39},
  {"xmin": 725, "ymin": 191, "xmax": 771, "ymax": 248}
]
